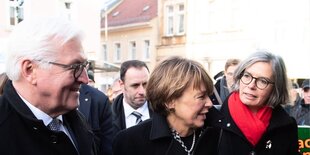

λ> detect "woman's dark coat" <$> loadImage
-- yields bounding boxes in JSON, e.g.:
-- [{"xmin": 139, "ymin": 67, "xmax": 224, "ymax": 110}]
[
  {"xmin": 0, "ymin": 81, "xmax": 98, "ymax": 155},
  {"xmin": 216, "ymin": 94, "xmax": 300, "ymax": 155},
  {"xmin": 112, "ymin": 107, "xmax": 224, "ymax": 155}
]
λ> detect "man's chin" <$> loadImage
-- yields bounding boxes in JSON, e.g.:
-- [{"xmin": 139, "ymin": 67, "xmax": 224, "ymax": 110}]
[{"xmin": 135, "ymin": 101, "xmax": 146, "ymax": 106}]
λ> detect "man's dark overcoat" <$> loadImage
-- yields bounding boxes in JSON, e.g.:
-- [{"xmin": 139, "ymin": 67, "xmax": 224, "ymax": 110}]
[{"xmin": 0, "ymin": 81, "xmax": 98, "ymax": 155}]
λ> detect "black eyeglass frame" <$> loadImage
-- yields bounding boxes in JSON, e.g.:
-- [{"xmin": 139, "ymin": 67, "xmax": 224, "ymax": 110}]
[
  {"xmin": 240, "ymin": 72, "xmax": 275, "ymax": 90},
  {"xmin": 38, "ymin": 60, "xmax": 90, "ymax": 80}
]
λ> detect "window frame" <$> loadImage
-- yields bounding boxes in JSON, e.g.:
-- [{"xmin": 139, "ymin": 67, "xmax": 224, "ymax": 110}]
[
  {"xmin": 164, "ymin": 1, "xmax": 186, "ymax": 36},
  {"xmin": 114, "ymin": 43, "xmax": 121, "ymax": 62},
  {"xmin": 8, "ymin": 0, "xmax": 24, "ymax": 26},
  {"xmin": 143, "ymin": 40, "xmax": 151, "ymax": 61},
  {"xmin": 128, "ymin": 41, "xmax": 136, "ymax": 60},
  {"xmin": 102, "ymin": 44, "xmax": 108, "ymax": 61}
]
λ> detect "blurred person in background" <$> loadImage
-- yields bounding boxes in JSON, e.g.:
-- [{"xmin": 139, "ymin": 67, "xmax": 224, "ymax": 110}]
[
  {"xmin": 113, "ymin": 56, "xmax": 223, "ymax": 155},
  {"xmin": 108, "ymin": 77, "xmax": 122, "ymax": 102},
  {"xmin": 86, "ymin": 70, "xmax": 96, "ymax": 87},
  {"xmin": 0, "ymin": 16, "xmax": 98, "ymax": 155},
  {"xmin": 210, "ymin": 59, "xmax": 240, "ymax": 105},
  {"xmin": 216, "ymin": 51, "xmax": 299, "ymax": 155},
  {"xmin": 289, "ymin": 79, "xmax": 310, "ymax": 125},
  {"xmin": 284, "ymin": 82, "xmax": 301, "ymax": 113},
  {"xmin": 290, "ymin": 82, "xmax": 301, "ymax": 106}
]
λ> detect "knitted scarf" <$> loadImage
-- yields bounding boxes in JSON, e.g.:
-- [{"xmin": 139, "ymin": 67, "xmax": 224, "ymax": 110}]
[{"xmin": 228, "ymin": 92, "xmax": 272, "ymax": 146}]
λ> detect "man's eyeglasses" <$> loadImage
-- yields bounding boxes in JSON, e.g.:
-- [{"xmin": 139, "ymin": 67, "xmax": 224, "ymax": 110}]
[
  {"xmin": 240, "ymin": 72, "xmax": 274, "ymax": 90},
  {"xmin": 39, "ymin": 60, "xmax": 90, "ymax": 80}
]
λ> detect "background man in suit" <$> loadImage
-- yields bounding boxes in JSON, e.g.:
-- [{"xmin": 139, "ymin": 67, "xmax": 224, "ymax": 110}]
[
  {"xmin": 79, "ymin": 70, "xmax": 113, "ymax": 155},
  {"xmin": 112, "ymin": 60, "xmax": 153, "ymax": 137}
]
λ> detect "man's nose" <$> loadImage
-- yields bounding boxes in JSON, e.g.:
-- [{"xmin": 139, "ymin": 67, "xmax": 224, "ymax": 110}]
[
  {"xmin": 137, "ymin": 84, "xmax": 146, "ymax": 94},
  {"xmin": 77, "ymin": 68, "xmax": 89, "ymax": 84}
]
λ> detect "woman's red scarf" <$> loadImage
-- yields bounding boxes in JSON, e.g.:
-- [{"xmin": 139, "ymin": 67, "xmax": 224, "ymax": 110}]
[{"xmin": 228, "ymin": 92, "xmax": 272, "ymax": 146}]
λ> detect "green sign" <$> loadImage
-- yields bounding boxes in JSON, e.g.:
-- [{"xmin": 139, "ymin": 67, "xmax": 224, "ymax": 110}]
[{"xmin": 298, "ymin": 126, "xmax": 310, "ymax": 154}]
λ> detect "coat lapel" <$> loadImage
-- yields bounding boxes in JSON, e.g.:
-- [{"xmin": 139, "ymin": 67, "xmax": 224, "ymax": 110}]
[{"xmin": 63, "ymin": 111, "xmax": 96, "ymax": 155}]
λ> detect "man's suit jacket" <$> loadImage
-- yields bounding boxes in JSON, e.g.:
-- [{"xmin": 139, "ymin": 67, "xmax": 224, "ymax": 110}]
[{"xmin": 79, "ymin": 84, "xmax": 113, "ymax": 155}]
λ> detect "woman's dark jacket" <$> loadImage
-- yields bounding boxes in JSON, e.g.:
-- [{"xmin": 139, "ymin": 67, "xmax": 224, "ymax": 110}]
[
  {"xmin": 216, "ymin": 94, "xmax": 300, "ymax": 155},
  {"xmin": 112, "ymin": 107, "xmax": 224, "ymax": 155},
  {"xmin": 0, "ymin": 81, "xmax": 98, "ymax": 155}
]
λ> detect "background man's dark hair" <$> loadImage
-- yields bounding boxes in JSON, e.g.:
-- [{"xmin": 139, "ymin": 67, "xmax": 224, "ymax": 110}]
[{"xmin": 120, "ymin": 60, "xmax": 149, "ymax": 82}]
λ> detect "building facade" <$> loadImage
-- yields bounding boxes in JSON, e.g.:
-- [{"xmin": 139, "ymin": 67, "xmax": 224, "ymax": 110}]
[
  {"xmin": 100, "ymin": 0, "xmax": 158, "ymax": 91},
  {"xmin": 102, "ymin": 0, "xmax": 310, "ymax": 83},
  {"xmin": 0, "ymin": 0, "xmax": 102, "ymax": 83}
]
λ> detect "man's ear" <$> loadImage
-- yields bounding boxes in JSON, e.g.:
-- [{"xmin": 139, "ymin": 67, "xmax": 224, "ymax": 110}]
[
  {"xmin": 119, "ymin": 79, "xmax": 125, "ymax": 90},
  {"xmin": 20, "ymin": 60, "xmax": 37, "ymax": 84}
]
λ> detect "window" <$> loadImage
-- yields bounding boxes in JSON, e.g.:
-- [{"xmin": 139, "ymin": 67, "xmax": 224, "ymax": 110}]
[
  {"xmin": 176, "ymin": 4, "xmax": 185, "ymax": 34},
  {"xmin": 129, "ymin": 41, "xmax": 136, "ymax": 60},
  {"xmin": 164, "ymin": 2, "xmax": 185, "ymax": 36},
  {"xmin": 114, "ymin": 43, "xmax": 121, "ymax": 62},
  {"xmin": 9, "ymin": 0, "xmax": 24, "ymax": 26},
  {"xmin": 166, "ymin": 6, "xmax": 174, "ymax": 36},
  {"xmin": 143, "ymin": 5, "xmax": 150, "ymax": 12},
  {"xmin": 102, "ymin": 44, "xmax": 108, "ymax": 61},
  {"xmin": 143, "ymin": 40, "xmax": 150, "ymax": 60},
  {"xmin": 112, "ymin": 11, "xmax": 119, "ymax": 17}
]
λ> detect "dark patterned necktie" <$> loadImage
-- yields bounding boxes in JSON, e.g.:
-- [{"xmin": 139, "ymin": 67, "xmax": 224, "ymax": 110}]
[
  {"xmin": 132, "ymin": 111, "xmax": 142, "ymax": 124},
  {"xmin": 48, "ymin": 118, "xmax": 61, "ymax": 131}
]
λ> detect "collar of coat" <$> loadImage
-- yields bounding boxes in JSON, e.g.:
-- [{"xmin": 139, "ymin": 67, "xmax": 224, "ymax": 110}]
[
  {"xmin": 149, "ymin": 106, "xmax": 225, "ymax": 140},
  {"xmin": 220, "ymin": 96, "xmax": 297, "ymax": 134}
]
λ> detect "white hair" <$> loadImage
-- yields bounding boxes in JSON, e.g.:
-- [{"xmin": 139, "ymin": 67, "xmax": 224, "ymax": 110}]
[{"xmin": 6, "ymin": 16, "xmax": 83, "ymax": 81}]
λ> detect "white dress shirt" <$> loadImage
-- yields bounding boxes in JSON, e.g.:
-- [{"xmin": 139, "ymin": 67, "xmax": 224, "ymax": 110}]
[
  {"xmin": 123, "ymin": 99, "xmax": 150, "ymax": 128},
  {"xmin": 18, "ymin": 93, "xmax": 76, "ymax": 147}
]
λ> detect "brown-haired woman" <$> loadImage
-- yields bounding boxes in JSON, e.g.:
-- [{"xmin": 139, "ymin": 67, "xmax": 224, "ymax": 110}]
[
  {"xmin": 112, "ymin": 56, "xmax": 223, "ymax": 155},
  {"xmin": 0, "ymin": 73, "xmax": 8, "ymax": 95}
]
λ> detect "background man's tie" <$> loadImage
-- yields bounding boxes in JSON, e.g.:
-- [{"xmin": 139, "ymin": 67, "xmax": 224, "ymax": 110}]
[{"xmin": 132, "ymin": 111, "xmax": 142, "ymax": 124}]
